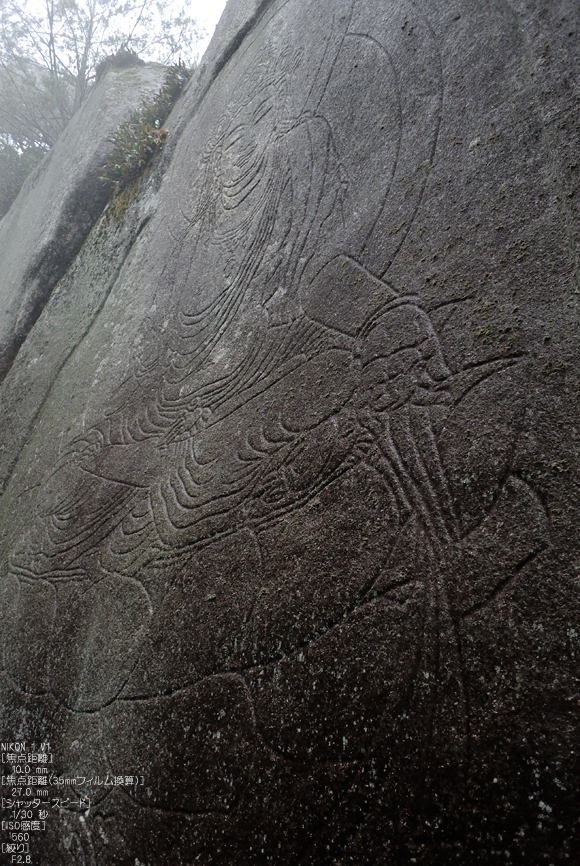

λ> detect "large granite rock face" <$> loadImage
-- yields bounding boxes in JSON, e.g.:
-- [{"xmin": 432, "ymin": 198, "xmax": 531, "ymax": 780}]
[{"xmin": 0, "ymin": 0, "xmax": 579, "ymax": 863}]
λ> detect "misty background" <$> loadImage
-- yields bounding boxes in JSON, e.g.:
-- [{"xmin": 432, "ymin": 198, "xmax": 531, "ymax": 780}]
[{"xmin": 0, "ymin": 0, "xmax": 227, "ymax": 215}]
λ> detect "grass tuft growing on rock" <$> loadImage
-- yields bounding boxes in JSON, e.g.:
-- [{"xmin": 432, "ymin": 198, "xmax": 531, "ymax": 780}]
[{"xmin": 100, "ymin": 60, "xmax": 192, "ymax": 195}]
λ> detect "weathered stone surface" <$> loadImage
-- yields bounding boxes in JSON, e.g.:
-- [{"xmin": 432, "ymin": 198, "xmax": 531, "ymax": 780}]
[
  {"xmin": 0, "ymin": 0, "xmax": 579, "ymax": 863},
  {"xmin": 0, "ymin": 63, "xmax": 167, "ymax": 383}
]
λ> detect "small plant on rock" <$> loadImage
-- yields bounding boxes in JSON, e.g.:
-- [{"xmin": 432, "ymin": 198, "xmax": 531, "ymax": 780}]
[
  {"xmin": 100, "ymin": 60, "xmax": 192, "ymax": 194},
  {"xmin": 95, "ymin": 47, "xmax": 146, "ymax": 82}
]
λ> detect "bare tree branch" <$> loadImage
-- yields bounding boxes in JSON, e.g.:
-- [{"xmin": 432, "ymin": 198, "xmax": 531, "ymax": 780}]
[{"xmin": 0, "ymin": 0, "xmax": 206, "ymax": 154}]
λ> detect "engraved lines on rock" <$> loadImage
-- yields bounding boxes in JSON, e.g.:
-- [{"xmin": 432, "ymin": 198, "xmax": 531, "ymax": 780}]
[
  {"xmin": 135, "ymin": 308, "xmax": 455, "ymax": 677},
  {"xmin": 7, "ymin": 7, "xmax": 426, "ymax": 582},
  {"xmin": 138, "ymin": 23, "xmax": 408, "ymax": 552},
  {"xmin": 176, "ymin": 45, "xmax": 343, "ymax": 303},
  {"xmin": 5, "ymin": 0, "xmax": 424, "ymax": 574},
  {"xmin": 11, "ymin": 73, "xmax": 359, "ymax": 575},
  {"xmin": 347, "ymin": 30, "xmax": 403, "ymax": 254},
  {"xmin": 3, "ymin": 296, "xmax": 440, "ymax": 724},
  {"xmin": 2, "ymin": 4, "xmax": 551, "ymax": 854},
  {"xmin": 215, "ymin": 365, "xmax": 464, "ymax": 677},
  {"xmin": 9, "ymin": 138, "xmax": 348, "ymax": 580},
  {"xmin": 7, "ymin": 302, "xmax": 542, "ymax": 684},
  {"xmin": 242, "ymin": 337, "xmax": 544, "ymax": 865},
  {"xmin": 135, "ymin": 133, "xmax": 346, "ymax": 418},
  {"xmin": 2, "ymin": 322, "xmax": 551, "ymax": 864},
  {"xmin": 300, "ymin": 6, "xmax": 354, "ymax": 119},
  {"xmin": 6, "ymin": 285, "xmax": 545, "ymax": 778},
  {"xmin": 8, "ymin": 351, "xmax": 338, "ymax": 585},
  {"xmin": 344, "ymin": 1, "xmax": 443, "ymax": 280},
  {"xmin": 372, "ymin": 0, "xmax": 444, "ymax": 278},
  {"xmin": 245, "ymin": 304, "xmax": 470, "ymax": 774}
]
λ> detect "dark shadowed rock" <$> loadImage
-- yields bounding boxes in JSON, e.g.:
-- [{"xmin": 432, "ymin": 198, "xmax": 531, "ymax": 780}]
[{"xmin": 0, "ymin": 0, "xmax": 579, "ymax": 863}]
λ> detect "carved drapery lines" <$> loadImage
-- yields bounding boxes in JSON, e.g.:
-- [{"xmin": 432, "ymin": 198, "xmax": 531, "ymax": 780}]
[
  {"xmin": 347, "ymin": 29, "xmax": 403, "ymax": 252},
  {"xmin": 144, "ymin": 286, "xmax": 518, "ymax": 681},
  {"xmin": 30, "ymin": 54, "xmax": 353, "ymax": 529},
  {"xmin": 101, "ymin": 55, "xmax": 351, "ymax": 462},
  {"xmin": 2, "ymin": 6, "xmax": 552, "ymax": 857},
  {"xmin": 76, "ymin": 31, "xmax": 355, "ymax": 498},
  {"xmin": 7, "ymin": 44, "xmax": 352, "ymax": 577},
  {"xmin": 375, "ymin": 0, "xmax": 445, "ymax": 282},
  {"xmin": 174, "ymin": 116, "xmax": 345, "ymax": 334},
  {"xmin": 7, "ymin": 279, "xmax": 541, "ymax": 645}
]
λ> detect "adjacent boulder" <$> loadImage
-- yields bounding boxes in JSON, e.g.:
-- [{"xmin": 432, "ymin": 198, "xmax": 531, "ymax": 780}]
[{"xmin": 0, "ymin": 62, "xmax": 167, "ymax": 382}]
